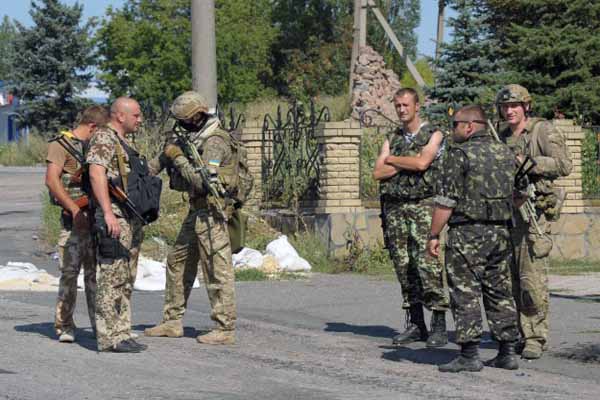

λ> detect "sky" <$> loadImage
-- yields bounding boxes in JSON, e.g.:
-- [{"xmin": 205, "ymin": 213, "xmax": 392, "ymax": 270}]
[{"xmin": 0, "ymin": 0, "xmax": 454, "ymax": 97}]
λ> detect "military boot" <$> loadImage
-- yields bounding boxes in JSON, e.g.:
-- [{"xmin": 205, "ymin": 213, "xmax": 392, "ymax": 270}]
[
  {"xmin": 393, "ymin": 304, "xmax": 428, "ymax": 345},
  {"xmin": 144, "ymin": 320, "xmax": 184, "ymax": 338},
  {"xmin": 439, "ymin": 341, "xmax": 483, "ymax": 373},
  {"xmin": 196, "ymin": 329, "xmax": 235, "ymax": 345},
  {"xmin": 426, "ymin": 310, "xmax": 448, "ymax": 348},
  {"xmin": 522, "ymin": 340, "xmax": 543, "ymax": 360},
  {"xmin": 484, "ymin": 341, "xmax": 519, "ymax": 370}
]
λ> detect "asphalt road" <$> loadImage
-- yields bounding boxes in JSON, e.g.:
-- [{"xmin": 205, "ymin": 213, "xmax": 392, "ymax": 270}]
[{"xmin": 1, "ymin": 166, "xmax": 599, "ymax": 400}]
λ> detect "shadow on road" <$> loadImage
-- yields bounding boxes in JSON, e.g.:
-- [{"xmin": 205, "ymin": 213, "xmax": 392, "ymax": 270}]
[
  {"xmin": 132, "ymin": 324, "xmax": 198, "ymax": 338},
  {"xmin": 324, "ymin": 322, "xmax": 398, "ymax": 339},
  {"xmin": 14, "ymin": 322, "xmax": 97, "ymax": 351},
  {"xmin": 381, "ymin": 346, "xmax": 457, "ymax": 366},
  {"xmin": 550, "ymin": 293, "xmax": 600, "ymax": 303}
]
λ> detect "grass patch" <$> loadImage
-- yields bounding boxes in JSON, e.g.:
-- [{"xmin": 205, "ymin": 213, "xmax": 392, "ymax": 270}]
[
  {"xmin": 549, "ymin": 259, "xmax": 600, "ymax": 275},
  {"xmin": 0, "ymin": 134, "xmax": 47, "ymax": 166},
  {"xmin": 235, "ymin": 268, "xmax": 268, "ymax": 281},
  {"xmin": 40, "ymin": 191, "xmax": 62, "ymax": 247}
]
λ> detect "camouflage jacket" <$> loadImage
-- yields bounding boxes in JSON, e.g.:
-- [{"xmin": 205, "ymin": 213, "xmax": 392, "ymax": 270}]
[
  {"xmin": 435, "ymin": 129, "xmax": 516, "ymax": 225},
  {"xmin": 499, "ymin": 117, "xmax": 572, "ymax": 215},
  {"xmin": 148, "ymin": 123, "xmax": 232, "ymax": 205},
  {"xmin": 380, "ymin": 122, "xmax": 442, "ymax": 200},
  {"xmin": 85, "ymin": 124, "xmax": 133, "ymax": 217}
]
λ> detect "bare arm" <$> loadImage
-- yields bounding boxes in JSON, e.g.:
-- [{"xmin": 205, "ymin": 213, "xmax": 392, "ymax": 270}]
[
  {"xmin": 385, "ymin": 131, "xmax": 444, "ymax": 172},
  {"xmin": 427, "ymin": 205, "xmax": 453, "ymax": 258},
  {"xmin": 90, "ymin": 164, "xmax": 120, "ymax": 238},
  {"xmin": 45, "ymin": 162, "xmax": 79, "ymax": 215},
  {"xmin": 373, "ymin": 140, "xmax": 400, "ymax": 181}
]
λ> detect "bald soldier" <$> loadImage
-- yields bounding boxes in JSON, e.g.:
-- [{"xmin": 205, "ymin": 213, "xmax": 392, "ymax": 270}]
[{"xmin": 87, "ymin": 97, "xmax": 159, "ymax": 353}]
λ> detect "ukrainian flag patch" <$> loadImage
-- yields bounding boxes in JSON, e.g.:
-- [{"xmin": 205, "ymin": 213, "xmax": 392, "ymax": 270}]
[{"xmin": 208, "ymin": 159, "xmax": 221, "ymax": 167}]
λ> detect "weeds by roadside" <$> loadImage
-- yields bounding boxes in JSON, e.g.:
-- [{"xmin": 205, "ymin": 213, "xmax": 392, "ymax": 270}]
[
  {"xmin": 549, "ymin": 259, "xmax": 600, "ymax": 275},
  {"xmin": 0, "ymin": 134, "xmax": 47, "ymax": 166},
  {"xmin": 40, "ymin": 191, "xmax": 61, "ymax": 247}
]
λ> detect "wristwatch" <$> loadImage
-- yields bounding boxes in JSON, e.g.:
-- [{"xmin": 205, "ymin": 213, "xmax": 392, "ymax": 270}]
[{"xmin": 428, "ymin": 234, "xmax": 439, "ymax": 241}]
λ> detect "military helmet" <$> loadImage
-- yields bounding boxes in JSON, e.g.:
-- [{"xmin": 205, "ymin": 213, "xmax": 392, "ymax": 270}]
[
  {"xmin": 496, "ymin": 84, "xmax": 532, "ymax": 105},
  {"xmin": 170, "ymin": 91, "xmax": 209, "ymax": 120}
]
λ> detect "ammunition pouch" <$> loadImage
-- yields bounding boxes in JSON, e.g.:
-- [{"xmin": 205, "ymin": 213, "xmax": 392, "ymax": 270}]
[
  {"xmin": 94, "ymin": 224, "xmax": 130, "ymax": 260},
  {"xmin": 528, "ymin": 232, "xmax": 553, "ymax": 258}
]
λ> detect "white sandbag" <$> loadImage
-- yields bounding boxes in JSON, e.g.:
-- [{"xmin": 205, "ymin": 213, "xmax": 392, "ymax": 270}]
[
  {"xmin": 265, "ymin": 236, "xmax": 311, "ymax": 272},
  {"xmin": 0, "ymin": 262, "xmax": 59, "ymax": 290},
  {"xmin": 133, "ymin": 255, "xmax": 200, "ymax": 291},
  {"xmin": 232, "ymin": 247, "xmax": 264, "ymax": 270}
]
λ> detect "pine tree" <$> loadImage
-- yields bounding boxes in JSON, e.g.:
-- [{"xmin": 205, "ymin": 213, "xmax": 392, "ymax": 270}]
[
  {"xmin": 426, "ymin": 0, "xmax": 502, "ymax": 126},
  {"xmin": 485, "ymin": 0, "xmax": 600, "ymax": 123},
  {"xmin": 0, "ymin": 16, "xmax": 17, "ymax": 80},
  {"xmin": 10, "ymin": 0, "xmax": 94, "ymax": 134}
]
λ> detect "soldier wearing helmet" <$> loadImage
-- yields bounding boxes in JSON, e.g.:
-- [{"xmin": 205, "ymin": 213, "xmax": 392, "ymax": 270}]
[
  {"xmin": 496, "ymin": 84, "xmax": 572, "ymax": 360},
  {"xmin": 146, "ymin": 90, "xmax": 237, "ymax": 345}
]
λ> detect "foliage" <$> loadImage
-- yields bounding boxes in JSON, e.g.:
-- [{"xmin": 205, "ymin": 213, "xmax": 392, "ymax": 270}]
[
  {"xmin": 549, "ymin": 258, "xmax": 600, "ymax": 275},
  {"xmin": 0, "ymin": 15, "xmax": 16, "ymax": 79},
  {"xmin": 360, "ymin": 127, "xmax": 387, "ymax": 201},
  {"xmin": 0, "ymin": 134, "xmax": 47, "ymax": 166},
  {"xmin": 40, "ymin": 191, "xmax": 62, "ymax": 247},
  {"xmin": 427, "ymin": 0, "xmax": 502, "ymax": 124},
  {"xmin": 270, "ymin": 0, "xmax": 353, "ymax": 99},
  {"xmin": 581, "ymin": 128, "xmax": 600, "ymax": 198},
  {"xmin": 9, "ymin": 0, "xmax": 95, "ymax": 134},
  {"xmin": 367, "ymin": 0, "xmax": 421, "ymax": 77},
  {"xmin": 484, "ymin": 0, "xmax": 600, "ymax": 124},
  {"xmin": 96, "ymin": 0, "xmax": 277, "ymax": 109},
  {"xmin": 289, "ymin": 230, "xmax": 342, "ymax": 273}
]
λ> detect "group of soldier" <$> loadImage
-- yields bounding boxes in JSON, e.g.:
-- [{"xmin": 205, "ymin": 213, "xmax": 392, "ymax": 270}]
[
  {"xmin": 374, "ymin": 85, "xmax": 572, "ymax": 372},
  {"xmin": 45, "ymin": 84, "xmax": 572, "ymax": 371},
  {"xmin": 46, "ymin": 92, "xmax": 242, "ymax": 353}
]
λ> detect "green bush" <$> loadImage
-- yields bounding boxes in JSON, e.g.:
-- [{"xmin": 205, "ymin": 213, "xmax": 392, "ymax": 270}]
[
  {"xmin": 40, "ymin": 191, "xmax": 62, "ymax": 247},
  {"xmin": 0, "ymin": 134, "xmax": 47, "ymax": 166},
  {"xmin": 360, "ymin": 127, "xmax": 387, "ymax": 202},
  {"xmin": 581, "ymin": 128, "xmax": 600, "ymax": 198}
]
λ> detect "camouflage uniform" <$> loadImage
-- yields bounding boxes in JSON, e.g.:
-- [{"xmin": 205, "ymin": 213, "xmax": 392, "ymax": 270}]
[
  {"xmin": 47, "ymin": 138, "xmax": 96, "ymax": 336},
  {"xmin": 381, "ymin": 124, "xmax": 448, "ymax": 311},
  {"xmin": 435, "ymin": 129, "xmax": 519, "ymax": 344},
  {"xmin": 499, "ymin": 118, "xmax": 572, "ymax": 350},
  {"xmin": 86, "ymin": 125, "xmax": 144, "ymax": 351},
  {"xmin": 148, "ymin": 121, "xmax": 236, "ymax": 333}
]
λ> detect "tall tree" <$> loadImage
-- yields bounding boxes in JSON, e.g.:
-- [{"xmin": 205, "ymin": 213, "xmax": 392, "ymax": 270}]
[
  {"xmin": 96, "ymin": 0, "xmax": 277, "ymax": 108},
  {"xmin": 9, "ymin": 0, "xmax": 94, "ymax": 133},
  {"xmin": 367, "ymin": 0, "xmax": 420, "ymax": 77},
  {"xmin": 0, "ymin": 16, "xmax": 17, "ymax": 80},
  {"xmin": 485, "ymin": 0, "xmax": 600, "ymax": 123},
  {"xmin": 426, "ymin": 0, "xmax": 501, "ymax": 124},
  {"xmin": 270, "ymin": 0, "xmax": 353, "ymax": 99}
]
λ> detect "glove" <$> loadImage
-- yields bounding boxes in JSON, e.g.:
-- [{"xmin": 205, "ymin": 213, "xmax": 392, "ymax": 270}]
[{"xmin": 164, "ymin": 144, "xmax": 184, "ymax": 160}]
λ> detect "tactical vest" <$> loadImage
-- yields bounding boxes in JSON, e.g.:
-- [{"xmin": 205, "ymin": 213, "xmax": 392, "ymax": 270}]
[
  {"xmin": 380, "ymin": 123, "xmax": 441, "ymax": 200},
  {"xmin": 450, "ymin": 133, "xmax": 515, "ymax": 224},
  {"xmin": 198, "ymin": 129, "xmax": 254, "ymax": 205}
]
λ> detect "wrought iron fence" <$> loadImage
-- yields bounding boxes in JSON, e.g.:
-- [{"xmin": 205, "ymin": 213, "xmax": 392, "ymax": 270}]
[
  {"xmin": 358, "ymin": 109, "xmax": 399, "ymax": 206},
  {"xmin": 261, "ymin": 100, "xmax": 330, "ymax": 207}
]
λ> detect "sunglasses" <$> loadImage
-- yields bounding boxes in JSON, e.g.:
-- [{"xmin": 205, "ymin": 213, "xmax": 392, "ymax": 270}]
[{"xmin": 452, "ymin": 119, "xmax": 487, "ymax": 128}]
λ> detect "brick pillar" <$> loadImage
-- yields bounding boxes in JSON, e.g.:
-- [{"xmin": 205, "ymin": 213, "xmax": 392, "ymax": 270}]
[
  {"xmin": 240, "ymin": 121, "xmax": 263, "ymax": 210},
  {"xmin": 553, "ymin": 119, "xmax": 584, "ymax": 213},
  {"xmin": 310, "ymin": 120, "xmax": 364, "ymax": 214}
]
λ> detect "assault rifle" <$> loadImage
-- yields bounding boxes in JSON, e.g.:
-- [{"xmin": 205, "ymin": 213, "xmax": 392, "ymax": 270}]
[
  {"xmin": 172, "ymin": 124, "xmax": 228, "ymax": 220},
  {"xmin": 48, "ymin": 134, "xmax": 147, "ymax": 224}
]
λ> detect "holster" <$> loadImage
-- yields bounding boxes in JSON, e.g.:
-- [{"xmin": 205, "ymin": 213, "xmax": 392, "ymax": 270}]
[{"xmin": 94, "ymin": 222, "xmax": 130, "ymax": 260}]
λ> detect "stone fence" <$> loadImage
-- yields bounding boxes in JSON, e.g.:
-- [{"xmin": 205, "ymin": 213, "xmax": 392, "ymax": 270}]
[{"xmin": 240, "ymin": 119, "xmax": 600, "ymax": 260}]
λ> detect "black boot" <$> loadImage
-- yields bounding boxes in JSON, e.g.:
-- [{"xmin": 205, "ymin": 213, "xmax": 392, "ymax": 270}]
[
  {"xmin": 426, "ymin": 310, "xmax": 448, "ymax": 348},
  {"xmin": 485, "ymin": 341, "xmax": 519, "ymax": 370},
  {"xmin": 439, "ymin": 341, "xmax": 483, "ymax": 373},
  {"xmin": 393, "ymin": 304, "xmax": 428, "ymax": 345}
]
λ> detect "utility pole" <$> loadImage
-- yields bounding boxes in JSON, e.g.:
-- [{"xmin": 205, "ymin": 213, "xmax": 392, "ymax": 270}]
[
  {"xmin": 435, "ymin": 0, "xmax": 446, "ymax": 62},
  {"xmin": 191, "ymin": 0, "xmax": 217, "ymax": 111},
  {"xmin": 349, "ymin": 0, "xmax": 368, "ymax": 96}
]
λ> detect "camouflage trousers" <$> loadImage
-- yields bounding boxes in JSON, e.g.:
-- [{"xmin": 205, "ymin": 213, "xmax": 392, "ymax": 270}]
[
  {"xmin": 161, "ymin": 204, "xmax": 236, "ymax": 330},
  {"xmin": 511, "ymin": 213, "xmax": 552, "ymax": 347},
  {"xmin": 95, "ymin": 214, "xmax": 143, "ymax": 351},
  {"xmin": 446, "ymin": 223, "xmax": 519, "ymax": 344},
  {"xmin": 55, "ymin": 226, "xmax": 96, "ymax": 335},
  {"xmin": 384, "ymin": 198, "xmax": 448, "ymax": 311}
]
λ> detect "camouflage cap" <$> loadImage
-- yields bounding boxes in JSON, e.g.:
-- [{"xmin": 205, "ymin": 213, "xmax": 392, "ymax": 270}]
[
  {"xmin": 496, "ymin": 84, "xmax": 532, "ymax": 104},
  {"xmin": 170, "ymin": 91, "xmax": 209, "ymax": 120}
]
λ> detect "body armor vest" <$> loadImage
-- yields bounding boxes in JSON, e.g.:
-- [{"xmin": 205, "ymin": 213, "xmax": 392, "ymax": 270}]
[
  {"xmin": 380, "ymin": 123, "xmax": 441, "ymax": 200},
  {"xmin": 450, "ymin": 133, "xmax": 514, "ymax": 224}
]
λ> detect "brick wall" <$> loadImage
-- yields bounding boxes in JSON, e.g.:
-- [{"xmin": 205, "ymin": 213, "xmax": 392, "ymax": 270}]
[{"xmin": 553, "ymin": 119, "xmax": 584, "ymax": 213}]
